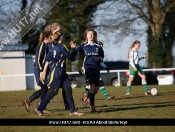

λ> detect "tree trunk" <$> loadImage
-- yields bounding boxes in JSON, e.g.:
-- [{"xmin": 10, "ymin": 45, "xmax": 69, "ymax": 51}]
[{"xmin": 147, "ymin": 0, "xmax": 166, "ymax": 68}]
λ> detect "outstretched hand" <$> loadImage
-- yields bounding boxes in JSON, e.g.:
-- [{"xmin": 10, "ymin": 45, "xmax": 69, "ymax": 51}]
[
  {"xmin": 70, "ymin": 40, "xmax": 76, "ymax": 48},
  {"xmin": 144, "ymin": 55, "xmax": 148, "ymax": 58}
]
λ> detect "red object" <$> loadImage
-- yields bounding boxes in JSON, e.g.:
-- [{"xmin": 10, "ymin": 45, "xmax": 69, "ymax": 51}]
[
  {"xmin": 170, "ymin": 70, "xmax": 174, "ymax": 75},
  {"xmin": 125, "ymin": 71, "xmax": 130, "ymax": 76}
]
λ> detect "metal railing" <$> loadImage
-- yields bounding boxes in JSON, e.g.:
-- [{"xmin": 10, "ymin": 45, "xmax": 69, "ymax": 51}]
[{"xmin": 0, "ymin": 67, "xmax": 175, "ymax": 91}]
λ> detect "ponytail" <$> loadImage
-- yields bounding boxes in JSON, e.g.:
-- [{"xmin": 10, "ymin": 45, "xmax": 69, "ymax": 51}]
[
  {"xmin": 128, "ymin": 40, "xmax": 140, "ymax": 58},
  {"xmin": 38, "ymin": 30, "xmax": 52, "ymax": 44},
  {"xmin": 39, "ymin": 32, "xmax": 44, "ymax": 44}
]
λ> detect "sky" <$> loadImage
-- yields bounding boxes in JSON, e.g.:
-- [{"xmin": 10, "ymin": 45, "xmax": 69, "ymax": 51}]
[{"xmin": 97, "ymin": 32, "xmax": 149, "ymax": 67}]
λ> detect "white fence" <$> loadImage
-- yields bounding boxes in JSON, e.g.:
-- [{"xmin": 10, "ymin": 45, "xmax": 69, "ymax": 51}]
[{"xmin": 0, "ymin": 68, "xmax": 175, "ymax": 91}]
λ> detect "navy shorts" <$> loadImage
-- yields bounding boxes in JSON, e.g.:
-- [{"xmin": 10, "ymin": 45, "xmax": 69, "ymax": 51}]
[
  {"xmin": 33, "ymin": 65, "xmax": 50, "ymax": 86},
  {"xmin": 33, "ymin": 66, "xmax": 46, "ymax": 86},
  {"xmin": 84, "ymin": 65, "xmax": 100, "ymax": 87},
  {"xmin": 47, "ymin": 67, "xmax": 70, "ymax": 89}
]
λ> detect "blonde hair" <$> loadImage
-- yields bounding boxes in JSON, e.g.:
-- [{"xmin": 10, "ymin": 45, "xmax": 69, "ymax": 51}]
[
  {"xmin": 83, "ymin": 28, "xmax": 98, "ymax": 44},
  {"xmin": 128, "ymin": 40, "xmax": 140, "ymax": 58},
  {"xmin": 51, "ymin": 31, "xmax": 63, "ymax": 42},
  {"xmin": 44, "ymin": 23, "xmax": 61, "ymax": 34}
]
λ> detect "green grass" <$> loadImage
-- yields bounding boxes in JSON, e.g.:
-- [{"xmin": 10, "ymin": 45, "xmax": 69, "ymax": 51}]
[{"xmin": 0, "ymin": 85, "xmax": 175, "ymax": 132}]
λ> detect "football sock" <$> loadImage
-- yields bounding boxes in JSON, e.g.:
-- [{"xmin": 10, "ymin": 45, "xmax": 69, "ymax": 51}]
[
  {"xmin": 27, "ymin": 89, "xmax": 41, "ymax": 104},
  {"xmin": 126, "ymin": 84, "xmax": 131, "ymax": 93},
  {"xmin": 142, "ymin": 82, "xmax": 149, "ymax": 92},
  {"xmin": 84, "ymin": 85, "xmax": 90, "ymax": 94},
  {"xmin": 62, "ymin": 89, "xmax": 69, "ymax": 109},
  {"xmin": 89, "ymin": 93, "xmax": 95, "ymax": 106},
  {"xmin": 100, "ymin": 86, "xmax": 109, "ymax": 99},
  {"xmin": 67, "ymin": 98, "xmax": 76, "ymax": 113}
]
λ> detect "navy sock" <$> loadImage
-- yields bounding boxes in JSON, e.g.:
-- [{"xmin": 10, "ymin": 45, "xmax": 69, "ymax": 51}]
[
  {"xmin": 89, "ymin": 93, "xmax": 95, "ymax": 106},
  {"xmin": 37, "ymin": 98, "xmax": 50, "ymax": 111},
  {"xmin": 67, "ymin": 98, "xmax": 75, "ymax": 113},
  {"xmin": 27, "ymin": 89, "xmax": 41, "ymax": 104}
]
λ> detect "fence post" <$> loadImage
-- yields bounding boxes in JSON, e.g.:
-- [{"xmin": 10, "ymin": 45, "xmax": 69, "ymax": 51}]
[
  {"xmin": 117, "ymin": 71, "xmax": 121, "ymax": 86},
  {"xmin": 0, "ymin": 68, "xmax": 5, "ymax": 91}
]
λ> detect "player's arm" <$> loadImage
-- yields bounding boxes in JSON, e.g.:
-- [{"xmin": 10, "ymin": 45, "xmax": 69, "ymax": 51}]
[
  {"xmin": 100, "ymin": 62, "xmax": 109, "ymax": 73},
  {"xmin": 38, "ymin": 43, "xmax": 45, "ymax": 70},
  {"xmin": 40, "ymin": 61, "xmax": 49, "ymax": 81},
  {"xmin": 61, "ymin": 45, "xmax": 77, "ymax": 61},
  {"xmin": 40, "ymin": 50, "xmax": 53, "ymax": 81},
  {"xmin": 94, "ymin": 46, "xmax": 104, "ymax": 62},
  {"xmin": 139, "ymin": 55, "xmax": 148, "ymax": 61}
]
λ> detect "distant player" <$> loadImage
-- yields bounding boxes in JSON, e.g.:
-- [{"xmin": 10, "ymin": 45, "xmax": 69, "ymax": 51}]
[{"xmin": 126, "ymin": 40, "xmax": 151, "ymax": 96}]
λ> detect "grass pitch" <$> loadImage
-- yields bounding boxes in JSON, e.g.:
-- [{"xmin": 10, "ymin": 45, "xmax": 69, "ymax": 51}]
[{"xmin": 0, "ymin": 85, "xmax": 175, "ymax": 132}]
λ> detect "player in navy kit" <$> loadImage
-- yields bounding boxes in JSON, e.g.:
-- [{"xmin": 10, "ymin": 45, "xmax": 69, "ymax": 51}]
[
  {"xmin": 72, "ymin": 40, "xmax": 115, "ymax": 107},
  {"xmin": 71, "ymin": 28, "xmax": 104, "ymax": 113},
  {"xmin": 36, "ymin": 31, "xmax": 83, "ymax": 117},
  {"xmin": 23, "ymin": 23, "xmax": 61, "ymax": 113}
]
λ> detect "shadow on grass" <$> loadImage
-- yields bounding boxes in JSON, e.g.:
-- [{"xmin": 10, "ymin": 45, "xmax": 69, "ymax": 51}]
[{"xmin": 97, "ymin": 101, "xmax": 175, "ymax": 113}]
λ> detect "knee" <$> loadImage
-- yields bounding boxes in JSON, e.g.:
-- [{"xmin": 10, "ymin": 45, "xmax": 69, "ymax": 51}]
[
  {"xmin": 129, "ymin": 77, "xmax": 134, "ymax": 82},
  {"xmin": 45, "ymin": 88, "xmax": 58, "ymax": 100}
]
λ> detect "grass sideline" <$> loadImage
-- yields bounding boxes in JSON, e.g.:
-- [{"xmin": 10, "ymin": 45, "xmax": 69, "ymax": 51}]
[{"xmin": 0, "ymin": 85, "xmax": 175, "ymax": 132}]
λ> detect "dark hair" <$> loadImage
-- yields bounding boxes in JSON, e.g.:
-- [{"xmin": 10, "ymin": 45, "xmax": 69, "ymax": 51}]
[
  {"xmin": 97, "ymin": 41, "xmax": 103, "ymax": 47},
  {"xmin": 83, "ymin": 28, "xmax": 98, "ymax": 44},
  {"xmin": 39, "ymin": 30, "xmax": 52, "ymax": 44}
]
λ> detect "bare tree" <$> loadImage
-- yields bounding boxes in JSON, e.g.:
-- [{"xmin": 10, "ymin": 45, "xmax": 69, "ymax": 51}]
[
  {"xmin": 92, "ymin": 0, "xmax": 175, "ymax": 67},
  {"xmin": 0, "ymin": 1, "xmax": 20, "ymax": 30}
]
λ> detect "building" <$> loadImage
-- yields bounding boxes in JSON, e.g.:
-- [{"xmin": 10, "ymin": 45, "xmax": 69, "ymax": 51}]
[{"xmin": 0, "ymin": 44, "xmax": 40, "ymax": 91}]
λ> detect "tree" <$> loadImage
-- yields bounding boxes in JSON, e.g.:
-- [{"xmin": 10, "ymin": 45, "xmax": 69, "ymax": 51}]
[
  {"xmin": 145, "ymin": 0, "xmax": 175, "ymax": 68},
  {"xmin": 45, "ymin": 0, "xmax": 105, "ymax": 71},
  {"xmin": 0, "ymin": 1, "xmax": 20, "ymax": 30},
  {"xmin": 92, "ymin": 0, "xmax": 175, "ymax": 68}
]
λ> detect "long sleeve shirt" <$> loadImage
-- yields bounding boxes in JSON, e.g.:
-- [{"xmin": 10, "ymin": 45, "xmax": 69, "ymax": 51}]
[
  {"xmin": 46, "ymin": 44, "xmax": 76, "ymax": 69},
  {"xmin": 34, "ymin": 42, "xmax": 47, "ymax": 71},
  {"xmin": 129, "ymin": 48, "xmax": 144, "ymax": 67},
  {"xmin": 74, "ymin": 43, "xmax": 104, "ymax": 66}
]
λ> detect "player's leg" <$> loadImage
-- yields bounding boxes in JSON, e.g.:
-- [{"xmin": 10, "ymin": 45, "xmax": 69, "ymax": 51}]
[
  {"xmin": 62, "ymin": 72, "xmax": 83, "ymax": 116},
  {"xmin": 36, "ymin": 87, "xmax": 58, "ymax": 117},
  {"xmin": 137, "ymin": 65, "xmax": 150, "ymax": 95},
  {"xmin": 88, "ymin": 67, "xmax": 99, "ymax": 113},
  {"xmin": 23, "ymin": 89, "xmax": 41, "ymax": 112},
  {"xmin": 40, "ymin": 84, "xmax": 53, "ymax": 114},
  {"xmin": 126, "ymin": 65, "xmax": 136, "ymax": 96},
  {"xmin": 99, "ymin": 78, "xmax": 115, "ymax": 99},
  {"xmin": 24, "ymin": 65, "xmax": 42, "ymax": 112},
  {"xmin": 35, "ymin": 68, "xmax": 61, "ymax": 117},
  {"xmin": 82, "ymin": 81, "xmax": 90, "ymax": 107},
  {"xmin": 62, "ymin": 87, "xmax": 69, "ymax": 110}
]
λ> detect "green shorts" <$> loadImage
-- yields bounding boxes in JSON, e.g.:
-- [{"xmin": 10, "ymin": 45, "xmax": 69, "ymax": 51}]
[{"xmin": 129, "ymin": 64, "xmax": 143, "ymax": 77}]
